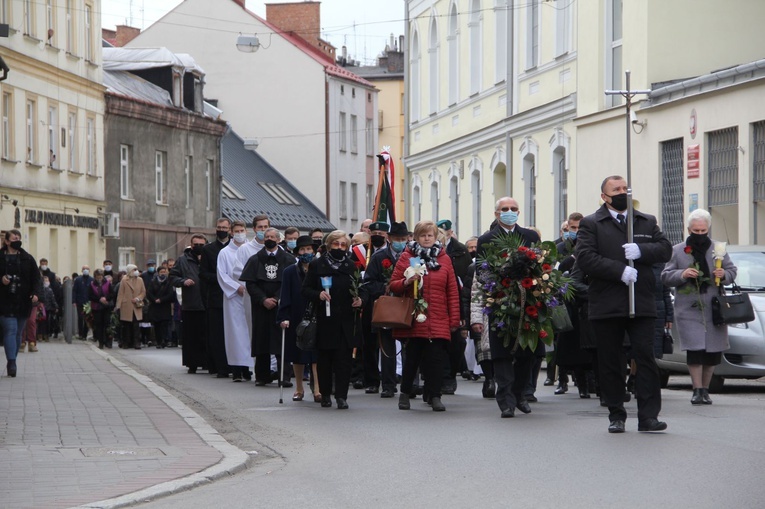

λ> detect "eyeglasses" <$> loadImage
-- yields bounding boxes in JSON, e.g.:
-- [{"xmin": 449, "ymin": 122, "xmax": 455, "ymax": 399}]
[
  {"xmin": 192, "ymin": 243, "xmax": 205, "ymax": 248},
  {"xmin": 498, "ymin": 206, "xmax": 519, "ymax": 212}
]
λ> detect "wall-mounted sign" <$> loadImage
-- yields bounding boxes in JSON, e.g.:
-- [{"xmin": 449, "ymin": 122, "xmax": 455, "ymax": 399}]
[
  {"xmin": 687, "ymin": 144, "xmax": 700, "ymax": 178},
  {"xmin": 689, "ymin": 193, "xmax": 698, "ymax": 212},
  {"xmin": 690, "ymin": 108, "xmax": 697, "ymax": 139},
  {"xmin": 24, "ymin": 209, "xmax": 99, "ymax": 229}
]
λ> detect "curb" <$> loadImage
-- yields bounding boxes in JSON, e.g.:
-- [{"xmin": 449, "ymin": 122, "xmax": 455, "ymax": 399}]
[{"xmin": 71, "ymin": 345, "xmax": 250, "ymax": 509}]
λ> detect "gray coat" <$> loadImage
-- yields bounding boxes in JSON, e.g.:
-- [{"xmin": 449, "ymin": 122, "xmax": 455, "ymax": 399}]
[{"xmin": 661, "ymin": 242, "xmax": 737, "ymax": 352}]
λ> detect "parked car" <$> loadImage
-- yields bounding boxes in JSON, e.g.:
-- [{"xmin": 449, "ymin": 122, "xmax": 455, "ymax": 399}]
[{"xmin": 657, "ymin": 245, "xmax": 765, "ymax": 392}]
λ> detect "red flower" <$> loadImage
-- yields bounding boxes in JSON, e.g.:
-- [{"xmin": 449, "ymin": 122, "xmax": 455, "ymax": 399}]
[
  {"xmin": 500, "ymin": 252, "xmax": 509, "ymax": 258},
  {"xmin": 684, "ymin": 245, "xmax": 692, "ymax": 254},
  {"xmin": 523, "ymin": 322, "xmax": 531, "ymax": 330},
  {"xmin": 518, "ymin": 246, "xmax": 529, "ymax": 253},
  {"xmin": 542, "ymin": 263, "xmax": 552, "ymax": 273},
  {"xmin": 496, "ymin": 291, "xmax": 505, "ymax": 299},
  {"xmin": 354, "ymin": 260, "xmax": 365, "ymax": 269},
  {"xmin": 521, "ymin": 278, "xmax": 534, "ymax": 289},
  {"xmin": 501, "ymin": 278, "xmax": 511, "ymax": 288},
  {"xmin": 525, "ymin": 305, "xmax": 538, "ymax": 318},
  {"xmin": 539, "ymin": 330, "xmax": 549, "ymax": 339},
  {"xmin": 381, "ymin": 259, "xmax": 393, "ymax": 269},
  {"xmin": 536, "ymin": 301, "xmax": 543, "ymax": 308},
  {"xmin": 526, "ymin": 250, "xmax": 537, "ymax": 260}
]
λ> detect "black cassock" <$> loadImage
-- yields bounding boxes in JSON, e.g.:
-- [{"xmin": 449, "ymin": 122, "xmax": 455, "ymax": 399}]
[{"xmin": 240, "ymin": 248, "xmax": 296, "ymax": 356}]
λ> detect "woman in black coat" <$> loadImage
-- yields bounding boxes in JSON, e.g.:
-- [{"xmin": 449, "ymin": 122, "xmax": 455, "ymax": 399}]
[
  {"xmin": 277, "ymin": 236, "xmax": 320, "ymax": 402},
  {"xmin": 147, "ymin": 266, "xmax": 175, "ymax": 348},
  {"xmin": 301, "ymin": 230, "xmax": 363, "ymax": 410}
]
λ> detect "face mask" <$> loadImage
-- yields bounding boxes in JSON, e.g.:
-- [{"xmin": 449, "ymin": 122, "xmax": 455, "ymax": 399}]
[
  {"xmin": 299, "ymin": 253, "xmax": 315, "ymax": 264},
  {"xmin": 499, "ymin": 211, "xmax": 518, "ymax": 226},
  {"xmin": 233, "ymin": 233, "xmax": 247, "ymax": 244},
  {"xmin": 148, "ymin": 267, "xmax": 155, "ymax": 273},
  {"xmin": 563, "ymin": 231, "xmax": 577, "ymax": 241},
  {"xmin": 216, "ymin": 230, "xmax": 229, "ymax": 241},
  {"xmin": 82, "ymin": 269, "xmax": 90, "ymax": 276},
  {"xmin": 44, "ymin": 282, "xmax": 50, "ymax": 288},
  {"xmin": 10, "ymin": 240, "xmax": 22, "ymax": 250},
  {"xmin": 192, "ymin": 245, "xmax": 204, "ymax": 256},
  {"xmin": 158, "ymin": 275, "xmax": 167, "ymax": 282},
  {"xmin": 264, "ymin": 239, "xmax": 278, "ymax": 250},
  {"xmin": 688, "ymin": 232, "xmax": 709, "ymax": 246},
  {"xmin": 40, "ymin": 265, "xmax": 48, "ymax": 271},
  {"xmin": 287, "ymin": 240, "xmax": 297, "ymax": 250},
  {"xmin": 468, "ymin": 250, "xmax": 477, "ymax": 260},
  {"xmin": 312, "ymin": 239, "xmax": 322, "ymax": 248},
  {"xmin": 255, "ymin": 231, "xmax": 265, "ymax": 241},
  {"xmin": 329, "ymin": 248, "xmax": 346, "ymax": 259},
  {"xmin": 104, "ymin": 265, "xmax": 112, "ymax": 272},
  {"xmin": 391, "ymin": 241, "xmax": 407, "ymax": 253},
  {"xmin": 132, "ymin": 270, "xmax": 140, "ymax": 277},
  {"xmin": 371, "ymin": 235, "xmax": 386, "ymax": 248},
  {"xmin": 607, "ymin": 193, "xmax": 629, "ymax": 211}
]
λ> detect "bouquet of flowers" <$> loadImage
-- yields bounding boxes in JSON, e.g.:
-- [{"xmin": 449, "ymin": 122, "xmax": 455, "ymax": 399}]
[
  {"xmin": 476, "ymin": 233, "xmax": 574, "ymax": 352},
  {"xmin": 680, "ymin": 244, "xmax": 712, "ymax": 330},
  {"xmin": 380, "ymin": 258, "xmax": 395, "ymax": 281},
  {"xmin": 404, "ymin": 258, "xmax": 428, "ymax": 323}
]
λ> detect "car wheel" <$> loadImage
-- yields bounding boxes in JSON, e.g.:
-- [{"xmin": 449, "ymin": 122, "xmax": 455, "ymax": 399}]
[
  {"xmin": 708, "ymin": 375, "xmax": 725, "ymax": 393},
  {"xmin": 659, "ymin": 370, "xmax": 670, "ymax": 389}
]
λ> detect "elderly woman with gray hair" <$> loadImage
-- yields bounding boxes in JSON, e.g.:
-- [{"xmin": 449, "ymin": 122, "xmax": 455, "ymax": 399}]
[{"xmin": 661, "ymin": 209, "xmax": 736, "ymax": 405}]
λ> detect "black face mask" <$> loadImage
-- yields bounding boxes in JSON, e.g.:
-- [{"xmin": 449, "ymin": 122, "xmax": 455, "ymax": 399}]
[
  {"xmin": 312, "ymin": 239, "xmax": 322, "ymax": 248},
  {"xmin": 688, "ymin": 232, "xmax": 709, "ymax": 247},
  {"xmin": 329, "ymin": 248, "xmax": 346, "ymax": 259},
  {"xmin": 607, "ymin": 193, "xmax": 629, "ymax": 211},
  {"xmin": 216, "ymin": 230, "xmax": 229, "ymax": 241},
  {"xmin": 192, "ymin": 245, "xmax": 204, "ymax": 256},
  {"xmin": 10, "ymin": 240, "xmax": 22, "ymax": 250},
  {"xmin": 264, "ymin": 239, "xmax": 278, "ymax": 250},
  {"xmin": 370, "ymin": 235, "xmax": 386, "ymax": 248}
]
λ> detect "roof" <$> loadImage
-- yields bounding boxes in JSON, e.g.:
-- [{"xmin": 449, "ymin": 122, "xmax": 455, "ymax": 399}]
[
  {"xmin": 345, "ymin": 64, "xmax": 404, "ymax": 80},
  {"xmin": 103, "ymin": 70, "xmax": 174, "ymax": 107},
  {"xmin": 221, "ymin": 129, "xmax": 335, "ymax": 231},
  {"xmin": 102, "ymin": 47, "xmax": 203, "ymax": 74}
]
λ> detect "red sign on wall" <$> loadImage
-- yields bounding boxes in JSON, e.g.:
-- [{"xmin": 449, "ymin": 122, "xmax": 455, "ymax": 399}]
[{"xmin": 687, "ymin": 144, "xmax": 700, "ymax": 178}]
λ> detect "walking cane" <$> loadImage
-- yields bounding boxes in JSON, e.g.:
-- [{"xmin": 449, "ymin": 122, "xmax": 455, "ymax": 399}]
[{"xmin": 279, "ymin": 327, "xmax": 286, "ymax": 405}]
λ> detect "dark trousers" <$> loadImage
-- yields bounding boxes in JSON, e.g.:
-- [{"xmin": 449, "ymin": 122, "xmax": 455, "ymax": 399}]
[
  {"xmin": 444, "ymin": 331, "xmax": 467, "ymax": 381},
  {"xmin": 362, "ymin": 327, "xmax": 398, "ymax": 390},
  {"xmin": 120, "ymin": 319, "xmax": 138, "ymax": 348},
  {"xmin": 317, "ymin": 346, "xmax": 353, "ymax": 400},
  {"xmin": 590, "ymin": 317, "xmax": 662, "ymax": 423},
  {"xmin": 400, "ymin": 338, "xmax": 448, "ymax": 398},
  {"xmin": 207, "ymin": 308, "xmax": 229, "ymax": 375},
  {"xmin": 76, "ymin": 304, "xmax": 88, "ymax": 338},
  {"xmin": 493, "ymin": 351, "xmax": 533, "ymax": 412},
  {"xmin": 255, "ymin": 353, "xmax": 284, "ymax": 382},
  {"xmin": 181, "ymin": 310, "xmax": 207, "ymax": 369},
  {"xmin": 153, "ymin": 320, "xmax": 170, "ymax": 347},
  {"xmin": 379, "ymin": 331, "xmax": 398, "ymax": 390},
  {"xmin": 92, "ymin": 309, "xmax": 110, "ymax": 347},
  {"xmin": 362, "ymin": 317, "xmax": 380, "ymax": 387}
]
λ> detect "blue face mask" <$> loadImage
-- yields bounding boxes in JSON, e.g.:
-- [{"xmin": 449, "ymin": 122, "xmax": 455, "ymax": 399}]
[
  {"xmin": 298, "ymin": 253, "xmax": 315, "ymax": 264},
  {"xmin": 255, "ymin": 231, "xmax": 265, "ymax": 241},
  {"xmin": 148, "ymin": 267, "xmax": 155, "ymax": 273},
  {"xmin": 391, "ymin": 241, "xmax": 407, "ymax": 253},
  {"xmin": 499, "ymin": 210, "xmax": 518, "ymax": 226},
  {"xmin": 287, "ymin": 240, "xmax": 297, "ymax": 250},
  {"xmin": 563, "ymin": 231, "xmax": 577, "ymax": 241}
]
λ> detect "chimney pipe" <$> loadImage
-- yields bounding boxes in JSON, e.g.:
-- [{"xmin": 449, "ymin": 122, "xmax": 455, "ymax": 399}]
[{"xmin": 399, "ymin": 35, "xmax": 405, "ymax": 54}]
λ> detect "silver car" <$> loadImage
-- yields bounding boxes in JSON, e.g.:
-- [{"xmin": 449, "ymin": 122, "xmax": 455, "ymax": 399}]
[{"xmin": 657, "ymin": 245, "xmax": 765, "ymax": 392}]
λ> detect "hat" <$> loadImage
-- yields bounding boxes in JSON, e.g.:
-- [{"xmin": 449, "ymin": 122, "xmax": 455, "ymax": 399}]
[
  {"xmin": 146, "ymin": 259, "xmax": 156, "ymax": 265},
  {"xmin": 368, "ymin": 221, "xmax": 390, "ymax": 233},
  {"xmin": 295, "ymin": 235, "xmax": 314, "ymax": 250},
  {"xmin": 437, "ymin": 219, "xmax": 452, "ymax": 230},
  {"xmin": 389, "ymin": 221, "xmax": 409, "ymax": 237}
]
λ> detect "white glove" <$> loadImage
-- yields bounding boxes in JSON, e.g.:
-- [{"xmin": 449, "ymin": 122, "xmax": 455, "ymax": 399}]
[
  {"xmin": 623, "ymin": 243, "xmax": 642, "ymax": 260},
  {"xmin": 621, "ymin": 266, "xmax": 638, "ymax": 285}
]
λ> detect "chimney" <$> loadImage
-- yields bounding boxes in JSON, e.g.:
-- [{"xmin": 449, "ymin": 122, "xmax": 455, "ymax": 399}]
[
  {"xmin": 399, "ymin": 35, "xmax": 405, "ymax": 54},
  {"xmin": 389, "ymin": 33, "xmax": 395, "ymax": 53},
  {"xmin": 266, "ymin": 2, "xmax": 335, "ymax": 59},
  {"xmin": 115, "ymin": 25, "xmax": 141, "ymax": 47}
]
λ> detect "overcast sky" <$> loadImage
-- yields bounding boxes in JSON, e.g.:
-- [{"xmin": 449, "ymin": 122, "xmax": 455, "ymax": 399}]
[{"xmin": 101, "ymin": 0, "xmax": 406, "ymax": 65}]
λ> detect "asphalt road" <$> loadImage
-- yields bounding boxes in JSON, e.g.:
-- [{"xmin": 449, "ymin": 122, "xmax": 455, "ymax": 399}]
[{"xmin": 113, "ymin": 348, "xmax": 765, "ymax": 509}]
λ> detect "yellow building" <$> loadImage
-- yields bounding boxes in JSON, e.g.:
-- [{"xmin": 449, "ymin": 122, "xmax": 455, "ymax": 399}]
[{"xmin": 0, "ymin": 0, "xmax": 106, "ymax": 274}]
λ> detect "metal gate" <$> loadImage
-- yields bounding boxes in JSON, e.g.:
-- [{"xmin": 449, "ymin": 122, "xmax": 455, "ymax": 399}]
[
  {"xmin": 708, "ymin": 127, "xmax": 739, "ymax": 207},
  {"xmin": 753, "ymin": 121, "xmax": 765, "ymax": 202},
  {"xmin": 661, "ymin": 138, "xmax": 684, "ymax": 246}
]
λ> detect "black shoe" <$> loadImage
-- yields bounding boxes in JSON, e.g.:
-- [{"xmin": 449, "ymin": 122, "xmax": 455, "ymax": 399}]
[
  {"xmin": 381, "ymin": 388, "xmax": 395, "ymax": 398},
  {"xmin": 398, "ymin": 393, "xmax": 411, "ymax": 410},
  {"xmin": 365, "ymin": 386, "xmax": 379, "ymax": 394},
  {"xmin": 501, "ymin": 408, "xmax": 515, "ymax": 418},
  {"xmin": 578, "ymin": 386, "xmax": 591, "ymax": 399},
  {"xmin": 243, "ymin": 371, "xmax": 253, "ymax": 381},
  {"xmin": 516, "ymin": 400, "xmax": 532, "ymax": 414},
  {"xmin": 430, "ymin": 396, "xmax": 446, "ymax": 412},
  {"xmin": 608, "ymin": 420, "xmax": 626, "ymax": 433},
  {"xmin": 7, "ymin": 361, "xmax": 17, "ymax": 377},
  {"xmin": 255, "ymin": 379, "xmax": 269, "ymax": 386},
  {"xmin": 352, "ymin": 380, "xmax": 364, "ymax": 390},
  {"xmin": 441, "ymin": 379, "xmax": 457, "ymax": 395},
  {"xmin": 336, "ymin": 398, "xmax": 349, "ymax": 410},
  {"xmin": 554, "ymin": 384, "xmax": 568, "ymax": 395},
  {"xmin": 216, "ymin": 373, "xmax": 230, "ymax": 379},
  {"xmin": 623, "ymin": 391, "xmax": 631, "ymax": 403},
  {"xmin": 700, "ymin": 388, "xmax": 713, "ymax": 405},
  {"xmin": 232, "ymin": 374, "xmax": 243, "ymax": 382},
  {"xmin": 187, "ymin": 367, "xmax": 197, "ymax": 374},
  {"xmin": 482, "ymin": 379, "xmax": 496, "ymax": 398},
  {"xmin": 691, "ymin": 388, "xmax": 703, "ymax": 405},
  {"xmin": 280, "ymin": 381, "xmax": 294, "ymax": 388},
  {"xmin": 543, "ymin": 378, "xmax": 554, "ymax": 386},
  {"xmin": 321, "ymin": 399, "xmax": 332, "ymax": 408},
  {"xmin": 134, "ymin": 345, "xmax": 141, "ymax": 350},
  {"xmin": 638, "ymin": 418, "xmax": 668, "ymax": 432},
  {"xmin": 526, "ymin": 394, "xmax": 538, "ymax": 403}
]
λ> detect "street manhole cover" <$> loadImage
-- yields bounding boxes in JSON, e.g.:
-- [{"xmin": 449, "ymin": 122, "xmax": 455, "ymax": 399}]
[{"xmin": 80, "ymin": 447, "xmax": 166, "ymax": 458}]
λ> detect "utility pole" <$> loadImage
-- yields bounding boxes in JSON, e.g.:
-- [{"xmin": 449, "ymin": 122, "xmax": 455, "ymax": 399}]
[{"xmin": 605, "ymin": 70, "xmax": 651, "ymax": 317}]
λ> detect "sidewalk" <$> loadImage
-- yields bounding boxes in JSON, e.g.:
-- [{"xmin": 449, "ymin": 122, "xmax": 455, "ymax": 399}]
[{"xmin": 0, "ymin": 341, "xmax": 248, "ymax": 509}]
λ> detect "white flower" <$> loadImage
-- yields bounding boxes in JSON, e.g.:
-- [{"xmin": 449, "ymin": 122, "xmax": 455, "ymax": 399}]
[
  {"xmin": 416, "ymin": 313, "xmax": 427, "ymax": 323},
  {"xmin": 542, "ymin": 274, "xmax": 550, "ymax": 281},
  {"xmin": 713, "ymin": 242, "xmax": 727, "ymax": 259}
]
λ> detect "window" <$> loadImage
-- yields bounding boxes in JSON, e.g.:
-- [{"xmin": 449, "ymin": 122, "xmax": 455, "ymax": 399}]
[
  {"xmin": 472, "ymin": 170, "xmax": 481, "ymax": 236},
  {"xmin": 366, "ymin": 184, "xmax": 374, "ymax": 217},
  {"xmin": 46, "ymin": 0, "xmax": 54, "ymax": 43},
  {"xmin": 524, "ymin": 158, "xmax": 536, "ymax": 226},
  {"xmin": 555, "ymin": 0, "xmax": 572, "ymax": 56},
  {"xmin": 428, "ymin": 15, "xmax": 439, "ymax": 114},
  {"xmin": 184, "ymin": 156, "xmax": 192, "ymax": 208},
  {"xmin": 708, "ymin": 127, "xmax": 739, "ymax": 207},
  {"xmin": 68, "ymin": 111, "xmax": 76, "ymax": 171},
  {"xmin": 118, "ymin": 247, "xmax": 135, "ymax": 272},
  {"xmin": 753, "ymin": 122, "xmax": 765, "ymax": 243},
  {"xmin": 155, "ymin": 151, "xmax": 166, "ymax": 204},
  {"xmin": 23, "ymin": 0, "xmax": 33, "ymax": 36},
  {"xmin": 120, "ymin": 144, "xmax": 131, "ymax": 199},
  {"xmin": 66, "ymin": 0, "xmax": 74, "ymax": 53},
  {"xmin": 660, "ymin": 139, "xmax": 684, "ymax": 246},
  {"xmin": 3, "ymin": 92, "xmax": 12, "ymax": 160},
  {"xmin": 350, "ymin": 114, "xmax": 358, "ymax": 153},
  {"xmin": 469, "ymin": 0, "xmax": 482, "ymax": 95},
  {"xmin": 607, "ymin": 0, "xmax": 623, "ymax": 106},
  {"xmin": 86, "ymin": 117, "xmax": 95, "ymax": 175},
  {"xmin": 48, "ymin": 106, "xmax": 57, "ymax": 168},
  {"xmin": 257, "ymin": 182, "xmax": 301, "ymax": 206},
  {"xmin": 351, "ymin": 182, "xmax": 358, "ymax": 221},
  {"xmin": 339, "ymin": 112, "xmax": 347, "ymax": 152},
  {"xmin": 339, "ymin": 181, "xmax": 348, "ymax": 219},
  {"xmin": 450, "ymin": 176, "xmax": 459, "ymax": 238},
  {"xmin": 411, "ymin": 29, "xmax": 421, "ymax": 122},
  {"xmin": 84, "ymin": 4, "xmax": 93, "ymax": 61},
  {"xmin": 413, "ymin": 184, "xmax": 422, "ymax": 223},
  {"xmin": 526, "ymin": 0, "xmax": 539, "ymax": 69},
  {"xmin": 447, "ymin": 4, "xmax": 459, "ymax": 105},
  {"xmin": 206, "ymin": 159, "xmax": 212, "ymax": 211},
  {"xmin": 352, "ymin": 88, "xmax": 356, "ymax": 99},
  {"xmin": 26, "ymin": 99, "xmax": 35, "ymax": 163},
  {"xmin": 555, "ymin": 152, "xmax": 567, "ymax": 227},
  {"xmin": 431, "ymin": 181, "xmax": 439, "ymax": 221},
  {"xmin": 495, "ymin": 0, "xmax": 508, "ymax": 83},
  {"xmin": 365, "ymin": 118, "xmax": 374, "ymax": 156},
  {"xmin": 0, "ymin": 0, "xmax": 9, "ymax": 24}
]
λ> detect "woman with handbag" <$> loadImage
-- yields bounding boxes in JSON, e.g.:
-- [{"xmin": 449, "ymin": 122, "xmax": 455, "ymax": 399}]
[
  {"xmin": 302, "ymin": 230, "xmax": 363, "ymax": 409},
  {"xmin": 389, "ymin": 220, "xmax": 461, "ymax": 412},
  {"xmin": 661, "ymin": 209, "xmax": 736, "ymax": 405},
  {"xmin": 115, "ymin": 264, "xmax": 146, "ymax": 350},
  {"xmin": 278, "ymin": 235, "xmax": 321, "ymax": 403},
  {"xmin": 88, "ymin": 269, "xmax": 112, "ymax": 349}
]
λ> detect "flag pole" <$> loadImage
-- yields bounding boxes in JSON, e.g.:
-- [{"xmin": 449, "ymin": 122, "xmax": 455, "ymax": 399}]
[{"xmin": 368, "ymin": 156, "xmax": 387, "ymax": 266}]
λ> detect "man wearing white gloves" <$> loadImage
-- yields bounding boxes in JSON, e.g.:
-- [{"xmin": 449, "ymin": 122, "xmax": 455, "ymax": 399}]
[{"xmin": 575, "ymin": 175, "xmax": 672, "ymax": 434}]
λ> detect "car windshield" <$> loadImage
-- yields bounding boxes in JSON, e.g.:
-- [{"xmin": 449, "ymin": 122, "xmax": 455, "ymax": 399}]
[{"xmin": 728, "ymin": 250, "xmax": 765, "ymax": 289}]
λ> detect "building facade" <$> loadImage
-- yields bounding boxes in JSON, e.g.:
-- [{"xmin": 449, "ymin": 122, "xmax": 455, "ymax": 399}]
[{"xmin": 0, "ymin": 0, "xmax": 105, "ymax": 275}]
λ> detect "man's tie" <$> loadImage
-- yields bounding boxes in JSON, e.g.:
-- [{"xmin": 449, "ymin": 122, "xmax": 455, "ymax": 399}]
[{"xmin": 616, "ymin": 213, "xmax": 625, "ymax": 225}]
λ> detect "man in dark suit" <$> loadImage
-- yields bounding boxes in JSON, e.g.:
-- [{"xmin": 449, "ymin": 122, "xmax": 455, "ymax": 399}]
[
  {"xmin": 576, "ymin": 175, "xmax": 672, "ymax": 434},
  {"xmin": 474, "ymin": 196, "xmax": 540, "ymax": 418},
  {"xmin": 200, "ymin": 217, "xmax": 231, "ymax": 378}
]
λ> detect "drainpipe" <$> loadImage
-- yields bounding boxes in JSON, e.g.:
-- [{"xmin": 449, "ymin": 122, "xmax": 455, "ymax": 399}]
[
  {"xmin": 325, "ymin": 75, "xmax": 331, "ymax": 221},
  {"xmin": 506, "ymin": 0, "xmax": 514, "ymax": 197},
  {"xmin": 403, "ymin": 1, "xmax": 411, "ymax": 225}
]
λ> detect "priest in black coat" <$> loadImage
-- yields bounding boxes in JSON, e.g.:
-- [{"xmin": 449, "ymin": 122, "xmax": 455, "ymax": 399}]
[{"xmin": 200, "ymin": 219, "xmax": 231, "ymax": 377}]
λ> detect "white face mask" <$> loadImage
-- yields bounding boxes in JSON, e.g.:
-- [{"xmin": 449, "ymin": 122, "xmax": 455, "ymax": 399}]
[
  {"xmin": 132, "ymin": 270, "xmax": 140, "ymax": 277},
  {"xmin": 104, "ymin": 265, "xmax": 112, "ymax": 272},
  {"xmin": 40, "ymin": 265, "xmax": 48, "ymax": 271},
  {"xmin": 233, "ymin": 232, "xmax": 247, "ymax": 244}
]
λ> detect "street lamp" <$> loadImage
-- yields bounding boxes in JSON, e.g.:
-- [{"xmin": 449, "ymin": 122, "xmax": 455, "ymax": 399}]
[{"xmin": 236, "ymin": 34, "xmax": 260, "ymax": 53}]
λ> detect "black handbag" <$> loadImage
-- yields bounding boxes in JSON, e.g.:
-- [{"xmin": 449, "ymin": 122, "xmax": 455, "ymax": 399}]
[
  {"xmin": 662, "ymin": 329, "xmax": 674, "ymax": 355},
  {"xmin": 551, "ymin": 305, "xmax": 574, "ymax": 333},
  {"xmin": 711, "ymin": 283, "xmax": 755, "ymax": 326},
  {"xmin": 295, "ymin": 303, "xmax": 317, "ymax": 350}
]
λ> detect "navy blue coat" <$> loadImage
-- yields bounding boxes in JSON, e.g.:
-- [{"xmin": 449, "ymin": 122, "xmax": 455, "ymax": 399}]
[
  {"xmin": 277, "ymin": 262, "xmax": 316, "ymax": 363},
  {"xmin": 72, "ymin": 275, "xmax": 93, "ymax": 305}
]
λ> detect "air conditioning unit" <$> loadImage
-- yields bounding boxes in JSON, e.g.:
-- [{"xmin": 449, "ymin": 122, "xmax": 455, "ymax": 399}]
[{"xmin": 101, "ymin": 212, "xmax": 120, "ymax": 239}]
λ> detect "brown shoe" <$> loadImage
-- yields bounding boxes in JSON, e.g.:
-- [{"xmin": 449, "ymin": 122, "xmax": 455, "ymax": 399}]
[
  {"xmin": 28, "ymin": 343, "xmax": 38, "ymax": 352},
  {"xmin": 19, "ymin": 342, "xmax": 27, "ymax": 353}
]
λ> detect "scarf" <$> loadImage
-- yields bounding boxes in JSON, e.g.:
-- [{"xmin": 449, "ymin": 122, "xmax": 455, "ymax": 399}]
[
  {"xmin": 324, "ymin": 250, "xmax": 348, "ymax": 270},
  {"xmin": 409, "ymin": 241, "xmax": 443, "ymax": 271},
  {"xmin": 686, "ymin": 234, "xmax": 712, "ymax": 294}
]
